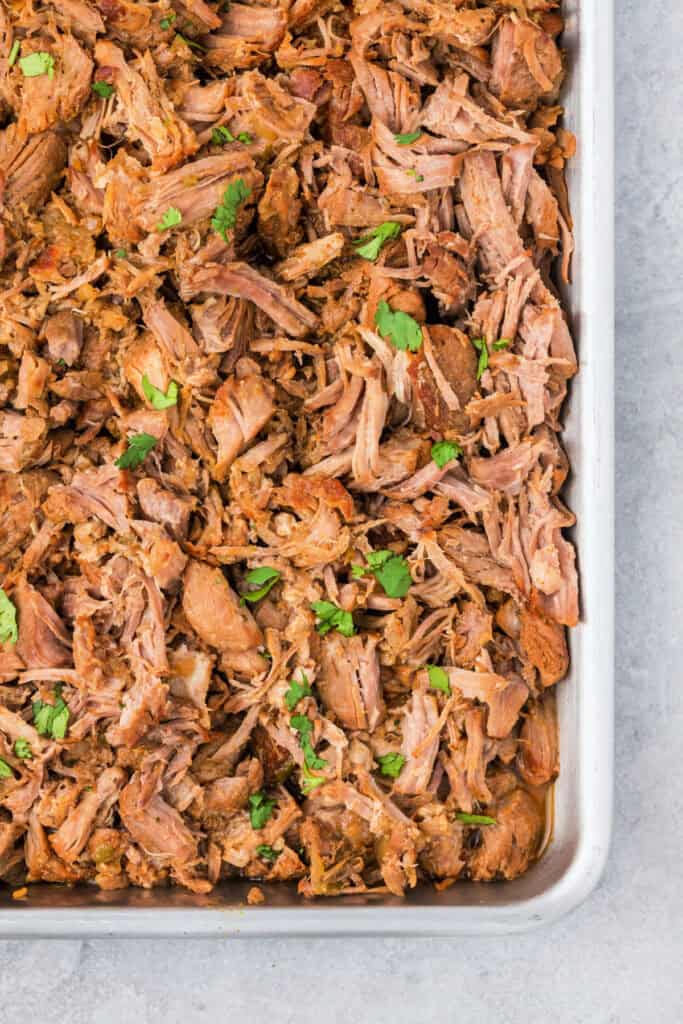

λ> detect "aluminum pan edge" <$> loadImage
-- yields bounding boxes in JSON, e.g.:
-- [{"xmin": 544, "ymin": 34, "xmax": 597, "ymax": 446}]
[{"xmin": 0, "ymin": 0, "xmax": 614, "ymax": 937}]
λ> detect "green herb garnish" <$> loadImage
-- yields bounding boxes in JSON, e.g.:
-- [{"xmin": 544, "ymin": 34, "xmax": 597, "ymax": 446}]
[
  {"xmin": 8, "ymin": 40, "xmax": 20, "ymax": 67},
  {"xmin": 356, "ymin": 550, "xmax": 412, "ymax": 598},
  {"xmin": 492, "ymin": 337, "xmax": 512, "ymax": 351},
  {"xmin": 456, "ymin": 812, "xmax": 497, "ymax": 826},
  {"xmin": 14, "ymin": 739, "xmax": 32, "ymax": 760},
  {"xmin": 284, "ymin": 672, "xmax": 312, "ymax": 711},
  {"xmin": 156, "ymin": 206, "xmax": 182, "ymax": 232},
  {"xmin": 310, "ymin": 600, "xmax": 356, "ymax": 637},
  {"xmin": 211, "ymin": 125, "xmax": 250, "ymax": 145},
  {"xmin": 211, "ymin": 178, "xmax": 251, "ymax": 242},
  {"xmin": 0, "ymin": 589, "xmax": 18, "ymax": 645},
  {"xmin": 0, "ymin": 759, "xmax": 13, "ymax": 779},
  {"xmin": 240, "ymin": 566, "xmax": 281, "ymax": 605},
  {"xmin": 92, "ymin": 80, "xmax": 114, "ymax": 98},
  {"xmin": 19, "ymin": 51, "xmax": 55, "ymax": 79},
  {"xmin": 394, "ymin": 130, "xmax": 422, "ymax": 145},
  {"xmin": 431, "ymin": 440, "xmax": 463, "ymax": 468},
  {"xmin": 114, "ymin": 249, "xmax": 127, "ymax": 259},
  {"xmin": 115, "ymin": 433, "xmax": 158, "ymax": 470},
  {"xmin": 290, "ymin": 714, "xmax": 327, "ymax": 771},
  {"xmin": 141, "ymin": 374, "xmax": 178, "ymax": 410},
  {"xmin": 426, "ymin": 664, "xmax": 451, "ymax": 695},
  {"xmin": 374, "ymin": 300, "xmax": 423, "ymax": 353},
  {"xmin": 376, "ymin": 752, "xmax": 406, "ymax": 778},
  {"xmin": 160, "ymin": 12, "xmax": 176, "ymax": 29},
  {"xmin": 32, "ymin": 690, "xmax": 69, "ymax": 740},
  {"xmin": 300, "ymin": 760, "xmax": 327, "ymax": 794},
  {"xmin": 352, "ymin": 221, "xmax": 401, "ymax": 262},
  {"xmin": 405, "ymin": 168, "xmax": 424, "ymax": 182},
  {"xmin": 471, "ymin": 337, "xmax": 511, "ymax": 381},
  {"xmin": 175, "ymin": 33, "xmax": 205, "ymax": 51},
  {"xmin": 248, "ymin": 792, "xmax": 277, "ymax": 830},
  {"xmin": 255, "ymin": 844, "xmax": 280, "ymax": 862}
]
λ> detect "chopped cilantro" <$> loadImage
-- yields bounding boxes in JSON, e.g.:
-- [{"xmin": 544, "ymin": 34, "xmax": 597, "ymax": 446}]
[
  {"xmin": 211, "ymin": 178, "xmax": 251, "ymax": 242},
  {"xmin": 0, "ymin": 589, "xmax": 18, "ymax": 645},
  {"xmin": 13, "ymin": 739, "xmax": 32, "ymax": 760},
  {"xmin": 114, "ymin": 248, "xmax": 127, "ymax": 259},
  {"xmin": 300, "ymin": 760, "xmax": 327, "ymax": 794},
  {"xmin": 284, "ymin": 672, "xmax": 312, "ymax": 711},
  {"xmin": 376, "ymin": 752, "xmax": 406, "ymax": 778},
  {"xmin": 291, "ymin": 714, "xmax": 328, "ymax": 772},
  {"xmin": 492, "ymin": 337, "xmax": 512, "ymax": 351},
  {"xmin": 358, "ymin": 550, "xmax": 412, "ymax": 599},
  {"xmin": 8, "ymin": 40, "xmax": 20, "ymax": 67},
  {"xmin": 456, "ymin": 812, "xmax": 497, "ymax": 826},
  {"xmin": 175, "ymin": 33, "xmax": 205, "ymax": 51},
  {"xmin": 160, "ymin": 12, "xmax": 176, "ymax": 29},
  {"xmin": 156, "ymin": 206, "xmax": 182, "ymax": 231},
  {"xmin": 426, "ymin": 664, "xmax": 451, "ymax": 695},
  {"xmin": 115, "ymin": 433, "xmax": 158, "ymax": 470},
  {"xmin": 394, "ymin": 130, "xmax": 422, "ymax": 145},
  {"xmin": 19, "ymin": 51, "xmax": 55, "ymax": 79},
  {"xmin": 471, "ymin": 337, "xmax": 488, "ymax": 380},
  {"xmin": 352, "ymin": 221, "xmax": 402, "ymax": 262},
  {"xmin": 248, "ymin": 791, "xmax": 277, "ymax": 830},
  {"xmin": 0, "ymin": 759, "xmax": 13, "ymax": 779},
  {"xmin": 32, "ymin": 690, "xmax": 69, "ymax": 740},
  {"xmin": 237, "ymin": 132, "xmax": 252, "ymax": 144},
  {"xmin": 405, "ymin": 168, "xmax": 424, "ymax": 182},
  {"xmin": 141, "ymin": 374, "xmax": 178, "ymax": 410},
  {"xmin": 240, "ymin": 566, "xmax": 281, "ymax": 605},
  {"xmin": 431, "ymin": 440, "xmax": 463, "ymax": 468},
  {"xmin": 310, "ymin": 600, "xmax": 356, "ymax": 637},
  {"xmin": 374, "ymin": 300, "xmax": 423, "ymax": 353},
  {"xmin": 92, "ymin": 80, "xmax": 114, "ymax": 98},
  {"xmin": 212, "ymin": 125, "xmax": 235, "ymax": 144},
  {"xmin": 256, "ymin": 844, "xmax": 280, "ymax": 862},
  {"xmin": 350, "ymin": 564, "xmax": 366, "ymax": 580}
]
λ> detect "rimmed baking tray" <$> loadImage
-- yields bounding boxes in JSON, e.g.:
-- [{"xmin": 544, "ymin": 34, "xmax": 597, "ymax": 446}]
[{"xmin": 0, "ymin": 0, "xmax": 614, "ymax": 936}]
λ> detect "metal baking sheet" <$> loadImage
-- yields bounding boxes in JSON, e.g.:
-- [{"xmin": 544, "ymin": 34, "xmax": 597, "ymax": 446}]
[{"xmin": 0, "ymin": 0, "xmax": 614, "ymax": 937}]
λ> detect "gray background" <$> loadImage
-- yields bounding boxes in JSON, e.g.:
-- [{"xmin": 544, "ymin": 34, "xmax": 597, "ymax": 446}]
[{"xmin": 0, "ymin": 2, "xmax": 679, "ymax": 1021}]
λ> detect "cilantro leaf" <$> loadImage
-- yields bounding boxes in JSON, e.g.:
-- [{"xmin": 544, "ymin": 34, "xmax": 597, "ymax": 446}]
[
  {"xmin": 240, "ymin": 566, "xmax": 281, "ymax": 605},
  {"xmin": 114, "ymin": 248, "xmax": 127, "ymax": 259},
  {"xmin": 284, "ymin": 672, "xmax": 312, "ymax": 711},
  {"xmin": 211, "ymin": 178, "xmax": 251, "ymax": 242},
  {"xmin": 115, "ymin": 433, "xmax": 158, "ymax": 470},
  {"xmin": 160, "ymin": 12, "xmax": 176, "ymax": 29},
  {"xmin": 8, "ymin": 40, "xmax": 20, "ymax": 67},
  {"xmin": 237, "ymin": 132, "xmax": 252, "ymax": 144},
  {"xmin": 300, "ymin": 760, "xmax": 327, "ymax": 794},
  {"xmin": 376, "ymin": 752, "xmax": 405, "ymax": 778},
  {"xmin": 405, "ymin": 168, "xmax": 424, "ymax": 182},
  {"xmin": 352, "ymin": 221, "xmax": 401, "ymax": 262},
  {"xmin": 175, "ymin": 33, "xmax": 205, "ymax": 51},
  {"xmin": 291, "ymin": 714, "xmax": 328, "ymax": 771},
  {"xmin": 248, "ymin": 792, "xmax": 277, "ymax": 830},
  {"xmin": 456, "ymin": 812, "xmax": 497, "ymax": 826},
  {"xmin": 0, "ymin": 590, "xmax": 18, "ymax": 645},
  {"xmin": 492, "ymin": 337, "xmax": 512, "ymax": 351},
  {"xmin": 394, "ymin": 130, "xmax": 422, "ymax": 145},
  {"xmin": 212, "ymin": 125, "xmax": 235, "ymax": 144},
  {"xmin": 0, "ymin": 758, "xmax": 13, "ymax": 779},
  {"xmin": 142, "ymin": 374, "xmax": 178, "ymax": 410},
  {"xmin": 32, "ymin": 692, "xmax": 69, "ymax": 740},
  {"xmin": 310, "ymin": 600, "xmax": 356, "ymax": 637},
  {"xmin": 13, "ymin": 739, "xmax": 32, "ymax": 760},
  {"xmin": 19, "ymin": 52, "xmax": 54, "ymax": 79},
  {"xmin": 426, "ymin": 664, "xmax": 451, "ymax": 695},
  {"xmin": 156, "ymin": 206, "xmax": 182, "ymax": 232},
  {"xmin": 256, "ymin": 844, "xmax": 280, "ymax": 863},
  {"xmin": 374, "ymin": 300, "xmax": 423, "ymax": 353},
  {"xmin": 471, "ymin": 337, "xmax": 488, "ymax": 380},
  {"xmin": 431, "ymin": 440, "xmax": 463, "ymax": 469},
  {"xmin": 350, "ymin": 564, "xmax": 366, "ymax": 580},
  {"xmin": 92, "ymin": 80, "xmax": 114, "ymax": 98},
  {"xmin": 364, "ymin": 550, "xmax": 412, "ymax": 598}
]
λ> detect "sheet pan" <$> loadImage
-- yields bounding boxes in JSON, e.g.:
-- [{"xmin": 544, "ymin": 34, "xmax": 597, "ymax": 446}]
[{"xmin": 0, "ymin": 0, "xmax": 614, "ymax": 936}]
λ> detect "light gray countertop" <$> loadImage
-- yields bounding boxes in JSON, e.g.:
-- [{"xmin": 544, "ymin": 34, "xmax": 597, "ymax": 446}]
[{"xmin": 0, "ymin": 3, "xmax": 679, "ymax": 1021}]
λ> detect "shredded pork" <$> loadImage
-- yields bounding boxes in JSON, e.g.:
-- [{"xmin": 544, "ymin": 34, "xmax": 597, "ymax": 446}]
[{"xmin": 0, "ymin": 0, "xmax": 574, "ymax": 898}]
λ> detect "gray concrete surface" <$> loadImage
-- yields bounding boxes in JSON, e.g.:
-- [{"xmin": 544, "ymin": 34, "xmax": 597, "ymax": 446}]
[{"xmin": 0, "ymin": 2, "xmax": 679, "ymax": 1021}]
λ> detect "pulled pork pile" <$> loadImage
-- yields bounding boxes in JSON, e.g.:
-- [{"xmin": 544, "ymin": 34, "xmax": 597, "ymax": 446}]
[{"xmin": 0, "ymin": 0, "xmax": 577, "ymax": 897}]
